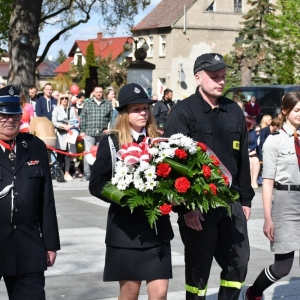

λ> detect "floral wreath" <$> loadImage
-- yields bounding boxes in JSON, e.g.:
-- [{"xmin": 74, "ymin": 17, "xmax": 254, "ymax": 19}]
[{"xmin": 102, "ymin": 133, "xmax": 239, "ymax": 228}]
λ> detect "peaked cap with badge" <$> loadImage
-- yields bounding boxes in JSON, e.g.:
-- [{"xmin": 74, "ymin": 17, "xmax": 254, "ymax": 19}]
[
  {"xmin": 193, "ymin": 53, "xmax": 233, "ymax": 74},
  {"xmin": 0, "ymin": 85, "xmax": 22, "ymax": 114},
  {"xmin": 116, "ymin": 83, "xmax": 156, "ymax": 112}
]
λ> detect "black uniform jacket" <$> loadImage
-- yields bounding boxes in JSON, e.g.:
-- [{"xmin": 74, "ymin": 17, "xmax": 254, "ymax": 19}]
[
  {"xmin": 0, "ymin": 133, "xmax": 60, "ymax": 276},
  {"xmin": 165, "ymin": 89, "xmax": 254, "ymax": 207},
  {"xmin": 89, "ymin": 134, "xmax": 174, "ymax": 249}
]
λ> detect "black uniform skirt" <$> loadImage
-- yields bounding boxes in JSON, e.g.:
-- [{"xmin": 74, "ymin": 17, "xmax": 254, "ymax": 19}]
[{"xmin": 103, "ymin": 242, "xmax": 172, "ymax": 281}]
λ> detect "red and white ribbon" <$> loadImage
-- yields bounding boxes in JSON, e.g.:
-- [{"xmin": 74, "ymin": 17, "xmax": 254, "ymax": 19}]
[{"xmin": 117, "ymin": 141, "xmax": 151, "ymax": 165}]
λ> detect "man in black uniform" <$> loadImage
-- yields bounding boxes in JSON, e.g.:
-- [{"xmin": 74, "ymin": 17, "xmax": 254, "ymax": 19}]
[
  {"xmin": 165, "ymin": 53, "xmax": 254, "ymax": 300},
  {"xmin": 153, "ymin": 88, "xmax": 174, "ymax": 128},
  {"xmin": 0, "ymin": 85, "xmax": 60, "ymax": 299}
]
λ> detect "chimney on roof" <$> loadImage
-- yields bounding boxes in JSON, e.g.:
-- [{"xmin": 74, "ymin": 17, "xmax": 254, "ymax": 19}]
[{"xmin": 97, "ymin": 32, "xmax": 103, "ymax": 40}]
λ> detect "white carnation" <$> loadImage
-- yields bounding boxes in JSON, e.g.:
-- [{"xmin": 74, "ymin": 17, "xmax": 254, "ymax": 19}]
[{"xmin": 146, "ymin": 180, "xmax": 157, "ymax": 190}]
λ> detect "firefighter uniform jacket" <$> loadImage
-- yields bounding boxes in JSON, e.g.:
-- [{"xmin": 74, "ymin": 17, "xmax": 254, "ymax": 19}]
[{"xmin": 0, "ymin": 133, "xmax": 60, "ymax": 276}]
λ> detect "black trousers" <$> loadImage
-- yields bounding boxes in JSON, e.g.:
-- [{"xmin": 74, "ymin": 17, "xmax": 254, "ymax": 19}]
[
  {"xmin": 179, "ymin": 202, "xmax": 250, "ymax": 300},
  {"xmin": 2, "ymin": 272, "xmax": 45, "ymax": 300}
]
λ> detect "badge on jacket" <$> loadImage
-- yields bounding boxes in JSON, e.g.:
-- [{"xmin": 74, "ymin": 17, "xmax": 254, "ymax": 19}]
[
  {"xmin": 233, "ymin": 141, "xmax": 240, "ymax": 150},
  {"xmin": 26, "ymin": 160, "xmax": 39, "ymax": 166}
]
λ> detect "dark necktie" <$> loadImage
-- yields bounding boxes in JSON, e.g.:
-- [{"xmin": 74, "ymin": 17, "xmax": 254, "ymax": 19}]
[
  {"xmin": 294, "ymin": 132, "xmax": 300, "ymax": 167},
  {"xmin": 136, "ymin": 134, "xmax": 145, "ymax": 143}
]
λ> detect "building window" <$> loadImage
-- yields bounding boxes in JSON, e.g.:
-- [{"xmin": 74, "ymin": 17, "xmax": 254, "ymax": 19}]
[
  {"xmin": 148, "ymin": 36, "xmax": 153, "ymax": 57},
  {"xmin": 159, "ymin": 35, "xmax": 166, "ymax": 57},
  {"xmin": 234, "ymin": 0, "xmax": 242, "ymax": 13},
  {"xmin": 206, "ymin": 1, "xmax": 215, "ymax": 11}
]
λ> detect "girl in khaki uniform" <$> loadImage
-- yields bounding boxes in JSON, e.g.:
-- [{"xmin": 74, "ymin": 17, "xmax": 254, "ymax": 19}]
[{"xmin": 243, "ymin": 91, "xmax": 300, "ymax": 300}]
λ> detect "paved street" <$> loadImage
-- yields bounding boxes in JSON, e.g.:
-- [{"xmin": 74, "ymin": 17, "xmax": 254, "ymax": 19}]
[{"xmin": 0, "ymin": 179, "xmax": 300, "ymax": 299}]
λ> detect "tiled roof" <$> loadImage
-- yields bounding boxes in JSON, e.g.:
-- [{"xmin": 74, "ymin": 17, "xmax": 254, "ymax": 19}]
[
  {"xmin": 133, "ymin": 0, "xmax": 196, "ymax": 31},
  {"xmin": 54, "ymin": 57, "xmax": 73, "ymax": 74},
  {"xmin": 55, "ymin": 34, "xmax": 132, "ymax": 74},
  {"xmin": 74, "ymin": 36, "xmax": 130, "ymax": 59}
]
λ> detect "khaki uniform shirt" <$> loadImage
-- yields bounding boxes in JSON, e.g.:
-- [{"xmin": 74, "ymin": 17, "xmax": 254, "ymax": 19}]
[{"xmin": 262, "ymin": 123, "xmax": 300, "ymax": 184}]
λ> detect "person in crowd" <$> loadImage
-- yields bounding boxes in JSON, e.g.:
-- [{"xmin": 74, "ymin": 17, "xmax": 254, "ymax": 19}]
[
  {"xmin": 165, "ymin": 53, "xmax": 254, "ymax": 300},
  {"xmin": 237, "ymin": 100, "xmax": 249, "ymax": 116},
  {"xmin": 20, "ymin": 93, "xmax": 34, "ymax": 133},
  {"xmin": 232, "ymin": 94, "xmax": 239, "ymax": 102},
  {"xmin": 89, "ymin": 83, "xmax": 174, "ymax": 300},
  {"xmin": 151, "ymin": 94, "xmax": 158, "ymax": 101},
  {"xmin": 36, "ymin": 83, "xmax": 57, "ymax": 120},
  {"xmin": 260, "ymin": 114, "xmax": 272, "ymax": 129},
  {"xmin": 28, "ymin": 85, "xmax": 38, "ymax": 115},
  {"xmin": 245, "ymin": 95, "xmax": 260, "ymax": 121},
  {"xmin": 72, "ymin": 93, "xmax": 85, "ymax": 117},
  {"xmin": 71, "ymin": 93, "xmax": 85, "ymax": 178},
  {"xmin": 52, "ymin": 90, "xmax": 60, "ymax": 100},
  {"xmin": 243, "ymin": 91, "xmax": 300, "ymax": 299},
  {"xmin": 52, "ymin": 92, "xmax": 79, "ymax": 181},
  {"xmin": 0, "ymin": 85, "xmax": 60, "ymax": 299},
  {"xmin": 105, "ymin": 87, "xmax": 119, "ymax": 128},
  {"xmin": 246, "ymin": 117, "xmax": 260, "ymax": 189},
  {"xmin": 80, "ymin": 86, "xmax": 112, "ymax": 181},
  {"xmin": 258, "ymin": 117, "xmax": 281, "ymax": 161},
  {"xmin": 153, "ymin": 88, "xmax": 174, "ymax": 129}
]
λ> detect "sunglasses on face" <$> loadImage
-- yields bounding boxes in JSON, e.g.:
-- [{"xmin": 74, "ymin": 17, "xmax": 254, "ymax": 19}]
[{"xmin": 60, "ymin": 97, "xmax": 69, "ymax": 100}]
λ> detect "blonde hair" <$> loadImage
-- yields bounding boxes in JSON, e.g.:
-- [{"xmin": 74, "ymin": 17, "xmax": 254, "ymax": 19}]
[
  {"xmin": 58, "ymin": 92, "xmax": 70, "ymax": 107},
  {"xmin": 260, "ymin": 115, "xmax": 272, "ymax": 129},
  {"xmin": 111, "ymin": 105, "xmax": 160, "ymax": 147}
]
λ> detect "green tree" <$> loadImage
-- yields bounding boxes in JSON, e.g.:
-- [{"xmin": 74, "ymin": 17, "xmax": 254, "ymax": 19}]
[
  {"xmin": 81, "ymin": 42, "xmax": 97, "ymax": 88},
  {"xmin": 0, "ymin": 0, "xmax": 151, "ymax": 94},
  {"xmin": 266, "ymin": 0, "xmax": 300, "ymax": 83},
  {"xmin": 229, "ymin": 0, "xmax": 277, "ymax": 86},
  {"xmin": 55, "ymin": 49, "xmax": 67, "ymax": 64}
]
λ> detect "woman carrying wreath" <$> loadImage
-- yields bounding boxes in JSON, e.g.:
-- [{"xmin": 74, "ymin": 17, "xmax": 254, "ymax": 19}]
[{"xmin": 89, "ymin": 83, "xmax": 174, "ymax": 300}]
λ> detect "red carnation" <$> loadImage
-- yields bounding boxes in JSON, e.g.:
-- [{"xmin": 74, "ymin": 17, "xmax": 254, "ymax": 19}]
[
  {"xmin": 202, "ymin": 165, "xmax": 211, "ymax": 179},
  {"xmin": 222, "ymin": 174, "xmax": 229, "ymax": 186},
  {"xmin": 197, "ymin": 142, "xmax": 207, "ymax": 152},
  {"xmin": 175, "ymin": 177, "xmax": 191, "ymax": 193},
  {"xmin": 156, "ymin": 163, "xmax": 171, "ymax": 178},
  {"xmin": 209, "ymin": 183, "xmax": 217, "ymax": 195},
  {"xmin": 175, "ymin": 148, "xmax": 188, "ymax": 159},
  {"xmin": 159, "ymin": 203, "xmax": 172, "ymax": 215},
  {"xmin": 210, "ymin": 155, "xmax": 219, "ymax": 166}
]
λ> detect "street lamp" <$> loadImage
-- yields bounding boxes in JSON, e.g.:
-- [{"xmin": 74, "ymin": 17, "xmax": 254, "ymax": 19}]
[{"xmin": 123, "ymin": 37, "xmax": 149, "ymax": 52}]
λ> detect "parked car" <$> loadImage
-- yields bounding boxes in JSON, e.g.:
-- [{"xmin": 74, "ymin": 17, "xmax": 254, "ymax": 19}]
[{"xmin": 224, "ymin": 85, "xmax": 300, "ymax": 123}]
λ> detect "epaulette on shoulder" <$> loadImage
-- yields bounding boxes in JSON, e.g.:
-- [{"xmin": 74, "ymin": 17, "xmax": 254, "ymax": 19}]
[{"xmin": 271, "ymin": 131, "xmax": 280, "ymax": 135}]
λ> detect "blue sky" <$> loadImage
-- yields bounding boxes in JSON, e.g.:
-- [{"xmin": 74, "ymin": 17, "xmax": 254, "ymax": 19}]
[{"xmin": 38, "ymin": 0, "xmax": 161, "ymax": 60}]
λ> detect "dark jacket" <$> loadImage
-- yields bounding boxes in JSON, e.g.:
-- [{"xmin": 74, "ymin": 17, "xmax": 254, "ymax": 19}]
[
  {"xmin": 89, "ymin": 134, "xmax": 174, "ymax": 248},
  {"xmin": 258, "ymin": 126, "xmax": 271, "ymax": 161},
  {"xmin": 35, "ymin": 96, "xmax": 57, "ymax": 120},
  {"xmin": 165, "ymin": 88, "xmax": 254, "ymax": 207},
  {"xmin": 153, "ymin": 100, "xmax": 175, "ymax": 128},
  {"xmin": 0, "ymin": 133, "xmax": 60, "ymax": 276}
]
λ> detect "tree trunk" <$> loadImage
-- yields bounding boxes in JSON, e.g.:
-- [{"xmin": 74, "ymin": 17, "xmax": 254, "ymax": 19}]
[
  {"xmin": 240, "ymin": 57, "xmax": 259, "ymax": 86},
  {"xmin": 8, "ymin": 0, "xmax": 42, "ymax": 95}
]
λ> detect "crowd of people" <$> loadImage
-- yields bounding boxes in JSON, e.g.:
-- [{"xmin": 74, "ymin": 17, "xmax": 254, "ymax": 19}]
[{"xmin": 1, "ymin": 52, "xmax": 299, "ymax": 300}]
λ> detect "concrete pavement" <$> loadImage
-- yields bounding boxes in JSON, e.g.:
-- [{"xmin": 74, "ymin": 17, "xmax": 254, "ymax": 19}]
[{"xmin": 0, "ymin": 179, "xmax": 299, "ymax": 299}]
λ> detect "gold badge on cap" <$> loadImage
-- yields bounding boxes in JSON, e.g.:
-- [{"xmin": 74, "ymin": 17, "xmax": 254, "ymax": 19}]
[
  {"xmin": 9, "ymin": 86, "xmax": 15, "ymax": 96},
  {"xmin": 134, "ymin": 87, "xmax": 140, "ymax": 93},
  {"xmin": 214, "ymin": 55, "xmax": 220, "ymax": 61}
]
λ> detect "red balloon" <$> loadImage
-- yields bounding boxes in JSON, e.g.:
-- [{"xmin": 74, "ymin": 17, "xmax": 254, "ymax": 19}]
[
  {"xmin": 70, "ymin": 84, "xmax": 80, "ymax": 95},
  {"xmin": 90, "ymin": 145, "xmax": 98, "ymax": 157}
]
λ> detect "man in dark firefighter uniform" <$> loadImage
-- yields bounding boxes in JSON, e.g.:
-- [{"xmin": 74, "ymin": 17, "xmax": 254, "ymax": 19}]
[
  {"xmin": 165, "ymin": 53, "xmax": 255, "ymax": 300},
  {"xmin": 0, "ymin": 85, "xmax": 60, "ymax": 299}
]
